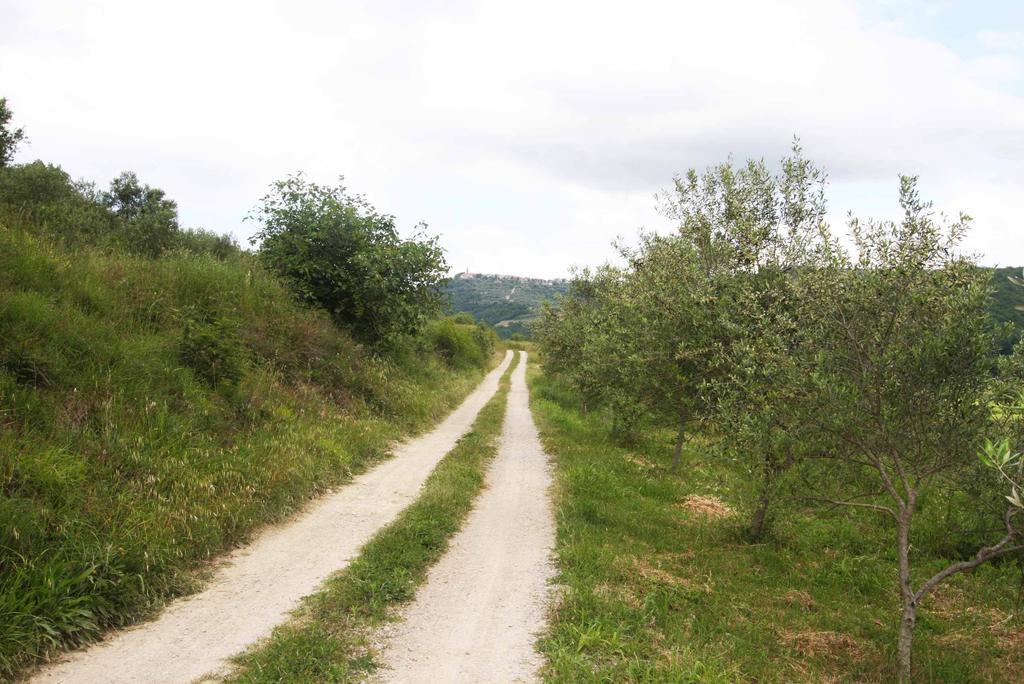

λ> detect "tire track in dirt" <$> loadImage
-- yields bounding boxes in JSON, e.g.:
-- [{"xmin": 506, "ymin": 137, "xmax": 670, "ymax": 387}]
[
  {"xmin": 372, "ymin": 352, "xmax": 556, "ymax": 683},
  {"xmin": 30, "ymin": 351, "xmax": 514, "ymax": 684}
]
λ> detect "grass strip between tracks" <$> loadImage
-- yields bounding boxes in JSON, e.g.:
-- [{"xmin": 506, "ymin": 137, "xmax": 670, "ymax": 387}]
[{"xmin": 226, "ymin": 351, "xmax": 520, "ymax": 683}]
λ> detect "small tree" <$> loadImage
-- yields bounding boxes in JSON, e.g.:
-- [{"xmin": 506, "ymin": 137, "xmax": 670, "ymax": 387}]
[
  {"xmin": 793, "ymin": 177, "xmax": 1022, "ymax": 682},
  {"xmin": 103, "ymin": 171, "xmax": 180, "ymax": 256},
  {"xmin": 651, "ymin": 144, "xmax": 833, "ymax": 517},
  {"xmin": 0, "ymin": 97, "xmax": 27, "ymax": 167},
  {"xmin": 535, "ymin": 266, "xmax": 639, "ymax": 425},
  {"xmin": 250, "ymin": 174, "xmax": 447, "ymax": 345},
  {"xmin": 618, "ymin": 233, "xmax": 732, "ymax": 468},
  {"xmin": 983, "ymin": 280, "xmax": 1024, "ymax": 517}
]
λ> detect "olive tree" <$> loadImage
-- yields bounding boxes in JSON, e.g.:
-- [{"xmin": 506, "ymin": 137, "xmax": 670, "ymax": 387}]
[
  {"xmin": 535, "ymin": 266, "xmax": 643, "ymax": 430},
  {"xmin": 651, "ymin": 144, "xmax": 833, "ymax": 517},
  {"xmin": 792, "ymin": 177, "xmax": 1023, "ymax": 682},
  {"xmin": 618, "ymin": 233, "xmax": 733, "ymax": 470},
  {"xmin": 539, "ymin": 144, "xmax": 833, "ymax": 492}
]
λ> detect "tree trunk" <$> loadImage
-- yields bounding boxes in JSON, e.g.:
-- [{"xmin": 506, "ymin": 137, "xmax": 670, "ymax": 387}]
[
  {"xmin": 897, "ymin": 600, "xmax": 917, "ymax": 684},
  {"xmin": 896, "ymin": 499, "xmax": 916, "ymax": 684},
  {"xmin": 671, "ymin": 410, "xmax": 687, "ymax": 473},
  {"xmin": 750, "ymin": 485, "xmax": 772, "ymax": 541},
  {"xmin": 749, "ymin": 450, "xmax": 779, "ymax": 541}
]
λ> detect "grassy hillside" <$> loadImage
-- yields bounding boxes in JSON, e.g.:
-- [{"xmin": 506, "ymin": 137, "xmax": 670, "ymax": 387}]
[
  {"xmin": 446, "ymin": 273, "xmax": 568, "ymax": 339},
  {"xmin": 0, "ymin": 221, "xmax": 495, "ymax": 678}
]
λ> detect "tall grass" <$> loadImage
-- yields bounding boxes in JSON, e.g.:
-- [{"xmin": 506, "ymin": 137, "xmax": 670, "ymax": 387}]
[{"xmin": 0, "ymin": 223, "xmax": 493, "ymax": 679}]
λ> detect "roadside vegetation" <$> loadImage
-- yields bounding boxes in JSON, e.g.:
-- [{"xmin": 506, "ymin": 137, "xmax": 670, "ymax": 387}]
[
  {"xmin": 529, "ymin": 365, "xmax": 1023, "ymax": 682},
  {"xmin": 0, "ymin": 98, "xmax": 498, "ymax": 679},
  {"xmin": 227, "ymin": 353, "xmax": 518, "ymax": 683},
  {"xmin": 535, "ymin": 144, "xmax": 1024, "ymax": 682}
]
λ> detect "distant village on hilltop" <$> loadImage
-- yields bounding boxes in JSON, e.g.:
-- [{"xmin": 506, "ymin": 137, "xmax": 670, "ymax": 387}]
[{"xmin": 453, "ymin": 271, "xmax": 569, "ymax": 286}]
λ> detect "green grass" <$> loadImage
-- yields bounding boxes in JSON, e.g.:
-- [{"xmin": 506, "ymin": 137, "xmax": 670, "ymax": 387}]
[
  {"xmin": 528, "ymin": 364, "xmax": 1023, "ymax": 683},
  {"xmin": 0, "ymin": 224, "xmax": 497, "ymax": 680},
  {"xmin": 226, "ymin": 352, "xmax": 519, "ymax": 682}
]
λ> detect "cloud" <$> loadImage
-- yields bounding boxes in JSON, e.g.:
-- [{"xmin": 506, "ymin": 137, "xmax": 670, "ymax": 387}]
[
  {"xmin": 975, "ymin": 29, "xmax": 1024, "ymax": 50},
  {"xmin": 1, "ymin": 0, "xmax": 1022, "ymax": 277}
]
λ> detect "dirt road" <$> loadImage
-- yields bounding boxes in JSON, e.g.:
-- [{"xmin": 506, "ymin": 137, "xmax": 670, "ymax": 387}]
[
  {"xmin": 30, "ymin": 351, "xmax": 514, "ymax": 684},
  {"xmin": 372, "ymin": 352, "xmax": 556, "ymax": 683}
]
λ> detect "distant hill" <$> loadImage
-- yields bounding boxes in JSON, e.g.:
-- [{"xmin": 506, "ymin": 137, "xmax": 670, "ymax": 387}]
[
  {"xmin": 991, "ymin": 266, "xmax": 1024, "ymax": 353},
  {"xmin": 446, "ymin": 272, "xmax": 569, "ymax": 339},
  {"xmin": 447, "ymin": 267, "xmax": 1024, "ymax": 344}
]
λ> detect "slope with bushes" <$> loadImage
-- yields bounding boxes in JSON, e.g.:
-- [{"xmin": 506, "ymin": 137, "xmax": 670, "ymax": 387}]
[
  {"xmin": 0, "ymin": 113, "xmax": 498, "ymax": 678},
  {"xmin": 0, "ymin": 224, "xmax": 496, "ymax": 679}
]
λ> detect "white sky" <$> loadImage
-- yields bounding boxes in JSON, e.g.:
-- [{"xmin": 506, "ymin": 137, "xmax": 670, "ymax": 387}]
[{"xmin": 2, "ymin": 0, "xmax": 1022, "ymax": 278}]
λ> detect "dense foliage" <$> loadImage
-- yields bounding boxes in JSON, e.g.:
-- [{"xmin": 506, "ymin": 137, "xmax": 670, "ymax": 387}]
[
  {"xmin": 0, "ymin": 98, "xmax": 26, "ymax": 167},
  {"xmin": 536, "ymin": 146, "xmax": 1024, "ymax": 682},
  {"xmin": 0, "ymin": 160, "xmax": 240, "ymax": 260},
  {"xmin": 250, "ymin": 175, "xmax": 448, "ymax": 345}
]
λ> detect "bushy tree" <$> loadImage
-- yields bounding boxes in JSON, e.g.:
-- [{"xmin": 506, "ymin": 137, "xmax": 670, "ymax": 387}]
[
  {"xmin": 0, "ymin": 160, "xmax": 76, "ymax": 206},
  {"xmin": 692, "ymin": 148, "xmax": 834, "ymax": 538},
  {"xmin": 536, "ymin": 265, "xmax": 645, "ymax": 437},
  {"xmin": 250, "ymin": 175, "xmax": 447, "ymax": 345},
  {"xmin": 982, "ymin": 280, "xmax": 1024, "ymax": 539},
  {"xmin": 539, "ymin": 146, "xmax": 833, "ymax": 482},
  {"xmin": 0, "ymin": 98, "xmax": 26, "ymax": 167},
  {"xmin": 791, "ymin": 177, "xmax": 1021, "ymax": 682},
  {"xmin": 0, "ymin": 162, "xmax": 120, "ymax": 246},
  {"xmin": 102, "ymin": 171, "xmax": 180, "ymax": 257},
  {"xmin": 648, "ymin": 146, "xmax": 833, "ymax": 484}
]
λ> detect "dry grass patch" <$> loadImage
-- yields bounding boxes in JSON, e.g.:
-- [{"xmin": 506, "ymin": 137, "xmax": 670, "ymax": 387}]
[
  {"xmin": 779, "ymin": 629, "xmax": 863, "ymax": 660},
  {"xmin": 614, "ymin": 556, "xmax": 712, "ymax": 594},
  {"xmin": 675, "ymin": 494, "xmax": 735, "ymax": 520},
  {"xmin": 592, "ymin": 581, "xmax": 644, "ymax": 609},
  {"xmin": 783, "ymin": 589, "xmax": 818, "ymax": 612},
  {"xmin": 623, "ymin": 452, "xmax": 659, "ymax": 470}
]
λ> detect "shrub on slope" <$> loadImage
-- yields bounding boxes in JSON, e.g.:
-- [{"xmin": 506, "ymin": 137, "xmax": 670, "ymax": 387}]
[{"xmin": 0, "ymin": 224, "xmax": 491, "ymax": 678}]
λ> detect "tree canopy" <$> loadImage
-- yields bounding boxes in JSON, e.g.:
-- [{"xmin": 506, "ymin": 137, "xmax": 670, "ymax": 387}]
[
  {"xmin": 0, "ymin": 98, "xmax": 26, "ymax": 167},
  {"xmin": 249, "ymin": 175, "xmax": 448, "ymax": 345}
]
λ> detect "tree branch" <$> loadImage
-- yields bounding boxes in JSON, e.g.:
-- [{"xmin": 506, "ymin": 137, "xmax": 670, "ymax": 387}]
[
  {"xmin": 804, "ymin": 497, "xmax": 898, "ymax": 520},
  {"xmin": 913, "ymin": 508, "xmax": 1024, "ymax": 604}
]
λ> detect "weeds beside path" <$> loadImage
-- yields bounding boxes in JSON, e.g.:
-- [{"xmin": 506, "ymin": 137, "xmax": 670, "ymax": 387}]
[{"xmin": 1, "ymin": 226, "xmax": 501, "ymax": 680}]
